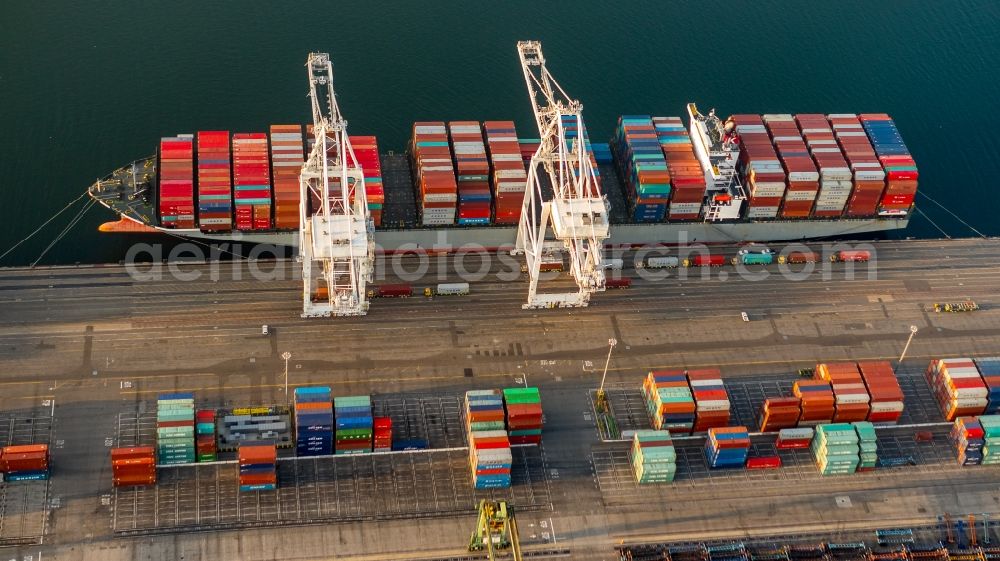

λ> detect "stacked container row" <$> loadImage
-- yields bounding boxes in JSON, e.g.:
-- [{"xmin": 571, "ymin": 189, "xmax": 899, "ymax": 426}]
[
  {"xmin": 411, "ymin": 122, "xmax": 457, "ymax": 225},
  {"xmin": 232, "ymin": 133, "xmax": 272, "ymax": 230},
  {"xmin": 758, "ymin": 397, "xmax": 802, "ymax": 432},
  {"xmin": 334, "ymin": 396, "xmax": 373, "ymax": 455},
  {"xmin": 374, "ymin": 417, "xmax": 392, "ymax": 452},
  {"xmin": 613, "ymin": 115, "xmax": 670, "ymax": 222},
  {"xmin": 854, "ymin": 421, "xmax": 878, "ymax": 470},
  {"xmin": 816, "ymin": 362, "xmax": 871, "ymax": 422},
  {"xmin": 269, "ymin": 125, "xmax": 304, "ymax": 230},
  {"xmin": 856, "ymin": 361, "xmax": 905, "ymax": 423},
  {"xmin": 732, "ymin": 114, "xmax": 786, "ymax": 219},
  {"xmin": 704, "ymin": 426, "xmax": 750, "ymax": 468},
  {"xmin": 811, "ymin": 423, "xmax": 860, "ymax": 475},
  {"xmin": 859, "ymin": 114, "xmax": 917, "ymax": 215},
  {"xmin": 762, "ymin": 115, "xmax": 818, "ymax": 219},
  {"xmin": 630, "ymin": 430, "xmax": 676, "ymax": 484},
  {"xmin": 796, "ymin": 114, "xmax": 853, "ymax": 217},
  {"xmin": 195, "ymin": 409, "xmax": 217, "ymax": 462},
  {"xmin": 927, "ymin": 358, "xmax": 988, "ymax": 421},
  {"xmin": 294, "ymin": 386, "xmax": 334, "ymax": 456},
  {"xmin": 688, "ymin": 369, "xmax": 731, "ymax": 432},
  {"xmin": 952, "ymin": 417, "xmax": 985, "ymax": 465},
  {"xmin": 828, "ymin": 115, "xmax": 886, "ymax": 217},
  {"xmin": 111, "ymin": 446, "xmax": 156, "ymax": 487},
  {"xmin": 560, "ymin": 114, "xmax": 603, "ymax": 196},
  {"xmin": 979, "ymin": 415, "xmax": 1000, "ymax": 465},
  {"xmin": 158, "ymin": 135, "xmax": 195, "ymax": 228},
  {"xmin": 196, "ymin": 131, "xmax": 232, "ymax": 231},
  {"xmin": 642, "ymin": 370, "xmax": 696, "ymax": 433},
  {"xmin": 793, "ymin": 380, "xmax": 836, "ymax": 425},
  {"xmin": 974, "ymin": 357, "xmax": 1000, "ymax": 413},
  {"xmin": 465, "ymin": 390, "xmax": 511, "ymax": 489},
  {"xmin": 518, "ymin": 139, "xmax": 541, "ymax": 162},
  {"xmin": 157, "ymin": 393, "xmax": 195, "ymax": 465},
  {"xmin": 653, "ymin": 116, "xmax": 706, "ymax": 220},
  {"xmin": 350, "ymin": 136, "xmax": 385, "ymax": 227},
  {"xmin": 1, "ymin": 444, "xmax": 50, "ymax": 481},
  {"xmin": 238, "ymin": 441, "xmax": 277, "ymax": 492},
  {"xmin": 776, "ymin": 427, "xmax": 814, "ymax": 449},
  {"xmin": 449, "ymin": 122, "xmax": 492, "ymax": 225},
  {"xmin": 484, "ymin": 121, "xmax": 526, "ymax": 224},
  {"xmin": 503, "ymin": 387, "xmax": 543, "ymax": 444}
]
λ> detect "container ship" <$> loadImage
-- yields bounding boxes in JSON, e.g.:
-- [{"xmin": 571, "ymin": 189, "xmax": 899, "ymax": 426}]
[{"xmin": 87, "ymin": 105, "xmax": 916, "ymax": 250}]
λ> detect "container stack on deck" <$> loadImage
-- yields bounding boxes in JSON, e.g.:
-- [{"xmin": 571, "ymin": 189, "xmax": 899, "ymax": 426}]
[
  {"xmin": 411, "ymin": 122, "xmax": 457, "ymax": 226},
  {"xmin": 334, "ymin": 396, "xmax": 373, "ymax": 455},
  {"xmin": 974, "ymin": 358, "xmax": 1000, "ymax": 414},
  {"xmin": 465, "ymin": 390, "xmax": 512, "ymax": 489},
  {"xmin": 156, "ymin": 393, "xmax": 195, "ymax": 465},
  {"xmin": 776, "ymin": 427, "xmax": 814, "ymax": 449},
  {"xmin": 688, "ymin": 369, "xmax": 731, "ymax": 432},
  {"xmin": 560, "ymin": 114, "xmax": 603, "ymax": 193},
  {"xmin": 448, "ymin": 122, "xmax": 492, "ymax": 226},
  {"xmin": 758, "ymin": 397, "xmax": 802, "ymax": 432},
  {"xmin": 484, "ymin": 121, "xmax": 526, "ymax": 225},
  {"xmin": 732, "ymin": 114, "xmax": 786, "ymax": 219},
  {"xmin": 295, "ymin": 387, "xmax": 334, "ymax": 457},
  {"xmin": 613, "ymin": 116, "xmax": 670, "ymax": 222},
  {"xmin": 811, "ymin": 423, "xmax": 860, "ymax": 475},
  {"xmin": 195, "ymin": 409, "xmax": 217, "ymax": 462},
  {"xmin": 195, "ymin": 131, "xmax": 232, "ymax": 231},
  {"xmin": 642, "ymin": 370, "xmax": 696, "ymax": 433},
  {"xmin": 797, "ymin": 114, "xmax": 853, "ymax": 217},
  {"xmin": 860, "ymin": 114, "xmax": 918, "ymax": 215},
  {"xmin": 269, "ymin": 125, "xmax": 304, "ymax": 230},
  {"xmin": 816, "ymin": 363, "xmax": 871, "ymax": 422},
  {"xmin": 654, "ymin": 116, "xmax": 707, "ymax": 220},
  {"xmin": 232, "ymin": 133, "xmax": 272, "ymax": 230},
  {"xmin": 111, "ymin": 446, "xmax": 156, "ymax": 487},
  {"xmin": 350, "ymin": 135, "xmax": 385, "ymax": 227},
  {"xmin": 373, "ymin": 417, "xmax": 392, "ymax": 452},
  {"xmin": 828, "ymin": 115, "xmax": 886, "ymax": 217},
  {"xmin": 927, "ymin": 358, "xmax": 988, "ymax": 421},
  {"xmin": 951, "ymin": 417, "xmax": 984, "ymax": 466},
  {"xmin": 857, "ymin": 361, "xmax": 905, "ymax": 423},
  {"xmin": 853, "ymin": 421, "xmax": 878, "ymax": 471},
  {"xmin": 978, "ymin": 415, "xmax": 1000, "ymax": 465},
  {"xmin": 158, "ymin": 136, "xmax": 195, "ymax": 229},
  {"xmin": 630, "ymin": 430, "xmax": 677, "ymax": 484},
  {"xmin": 704, "ymin": 426, "xmax": 750, "ymax": 468},
  {"xmin": 518, "ymin": 139, "xmax": 541, "ymax": 162},
  {"xmin": 763, "ymin": 114, "xmax": 818, "ymax": 219},
  {"xmin": 1, "ymin": 444, "xmax": 50, "ymax": 481},
  {"xmin": 793, "ymin": 380, "xmax": 836, "ymax": 425},
  {"xmin": 503, "ymin": 387, "xmax": 543, "ymax": 444},
  {"xmin": 238, "ymin": 441, "xmax": 277, "ymax": 492}
]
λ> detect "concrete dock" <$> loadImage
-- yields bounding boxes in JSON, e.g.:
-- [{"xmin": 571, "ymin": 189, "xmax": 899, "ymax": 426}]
[{"xmin": 1, "ymin": 237, "xmax": 1000, "ymax": 561}]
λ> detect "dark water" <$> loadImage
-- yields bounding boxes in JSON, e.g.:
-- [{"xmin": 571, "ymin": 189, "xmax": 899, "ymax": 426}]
[{"xmin": 2, "ymin": 1, "xmax": 998, "ymax": 266}]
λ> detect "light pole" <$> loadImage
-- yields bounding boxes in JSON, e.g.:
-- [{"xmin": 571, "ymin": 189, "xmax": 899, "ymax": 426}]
[
  {"xmin": 281, "ymin": 351, "xmax": 292, "ymax": 399},
  {"xmin": 895, "ymin": 325, "xmax": 918, "ymax": 373},
  {"xmin": 598, "ymin": 338, "xmax": 618, "ymax": 401}
]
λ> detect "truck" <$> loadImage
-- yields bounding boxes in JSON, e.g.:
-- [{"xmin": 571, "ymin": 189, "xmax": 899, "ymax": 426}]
[
  {"xmin": 640, "ymin": 256, "xmax": 679, "ymax": 269},
  {"xmin": 434, "ymin": 282, "xmax": 470, "ymax": 296},
  {"xmin": 732, "ymin": 252, "xmax": 774, "ymax": 266},
  {"xmin": 933, "ymin": 300, "xmax": 979, "ymax": 313},
  {"xmin": 779, "ymin": 251, "xmax": 819, "ymax": 264},
  {"xmin": 683, "ymin": 254, "xmax": 726, "ymax": 267},
  {"xmin": 605, "ymin": 277, "xmax": 632, "ymax": 289},
  {"xmin": 831, "ymin": 250, "xmax": 871, "ymax": 263},
  {"xmin": 367, "ymin": 284, "xmax": 412, "ymax": 298}
]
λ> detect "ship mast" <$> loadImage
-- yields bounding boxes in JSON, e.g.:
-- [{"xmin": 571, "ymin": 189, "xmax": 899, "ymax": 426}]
[
  {"xmin": 513, "ymin": 41, "xmax": 610, "ymax": 309},
  {"xmin": 299, "ymin": 52, "xmax": 373, "ymax": 317}
]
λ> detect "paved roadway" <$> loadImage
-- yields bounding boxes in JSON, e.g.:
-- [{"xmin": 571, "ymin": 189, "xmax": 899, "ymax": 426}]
[{"xmin": 0, "ymin": 238, "xmax": 999, "ymax": 560}]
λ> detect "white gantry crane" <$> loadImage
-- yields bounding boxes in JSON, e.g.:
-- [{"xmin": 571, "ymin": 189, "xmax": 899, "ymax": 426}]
[
  {"xmin": 299, "ymin": 52, "xmax": 374, "ymax": 317},
  {"xmin": 514, "ymin": 41, "xmax": 610, "ymax": 309}
]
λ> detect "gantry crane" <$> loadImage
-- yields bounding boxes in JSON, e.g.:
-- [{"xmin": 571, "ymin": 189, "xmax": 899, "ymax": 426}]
[
  {"xmin": 513, "ymin": 41, "xmax": 610, "ymax": 309},
  {"xmin": 469, "ymin": 500, "xmax": 522, "ymax": 561},
  {"xmin": 299, "ymin": 52, "xmax": 374, "ymax": 317}
]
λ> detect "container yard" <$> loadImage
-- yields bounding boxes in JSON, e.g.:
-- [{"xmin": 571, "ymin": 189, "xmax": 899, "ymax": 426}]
[{"xmin": 4, "ymin": 237, "xmax": 1000, "ymax": 561}]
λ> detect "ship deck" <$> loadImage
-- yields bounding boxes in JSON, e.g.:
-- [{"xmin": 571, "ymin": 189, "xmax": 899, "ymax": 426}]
[{"xmin": 1, "ymin": 237, "xmax": 999, "ymax": 560}]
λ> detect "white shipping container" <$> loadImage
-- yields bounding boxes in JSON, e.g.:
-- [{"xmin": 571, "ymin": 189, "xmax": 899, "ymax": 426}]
[
  {"xmin": 747, "ymin": 206, "xmax": 780, "ymax": 218},
  {"xmin": 834, "ymin": 393, "xmax": 871, "ymax": 405},
  {"xmin": 786, "ymin": 190, "xmax": 818, "ymax": 202},
  {"xmin": 870, "ymin": 401, "xmax": 905, "ymax": 413},
  {"xmin": 788, "ymin": 171, "xmax": 821, "ymax": 182},
  {"xmin": 695, "ymin": 401, "xmax": 731, "ymax": 412},
  {"xmin": 855, "ymin": 170, "xmax": 886, "ymax": 181},
  {"xmin": 669, "ymin": 202, "xmax": 702, "ymax": 213},
  {"xmin": 949, "ymin": 388, "xmax": 989, "ymax": 399},
  {"xmin": 689, "ymin": 379, "xmax": 723, "ymax": 387},
  {"xmin": 645, "ymin": 256, "xmax": 679, "ymax": 268},
  {"xmin": 436, "ymin": 282, "xmax": 470, "ymax": 295}
]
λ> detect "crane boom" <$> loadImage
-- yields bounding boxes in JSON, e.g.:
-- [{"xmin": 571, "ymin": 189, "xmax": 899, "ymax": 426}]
[
  {"xmin": 299, "ymin": 52, "xmax": 374, "ymax": 317},
  {"xmin": 513, "ymin": 41, "xmax": 609, "ymax": 309}
]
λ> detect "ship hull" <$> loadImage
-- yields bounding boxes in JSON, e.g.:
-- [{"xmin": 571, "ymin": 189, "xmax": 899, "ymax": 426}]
[{"xmin": 156, "ymin": 216, "xmax": 908, "ymax": 251}]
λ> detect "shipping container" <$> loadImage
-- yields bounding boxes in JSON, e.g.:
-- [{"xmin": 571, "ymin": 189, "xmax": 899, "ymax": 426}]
[
  {"xmin": 238, "ymin": 441, "xmax": 277, "ymax": 491},
  {"xmin": 605, "ymin": 277, "xmax": 632, "ymax": 289},
  {"xmin": 294, "ymin": 386, "xmax": 333, "ymax": 457},
  {"xmin": 435, "ymin": 282, "xmax": 470, "ymax": 296},
  {"xmin": 503, "ymin": 387, "xmax": 542, "ymax": 445},
  {"xmin": 831, "ymin": 250, "xmax": 871, "ymax": 263},
  {"xmin": 371, "ymin": 284, "xmax": 412, "ymax": 298},
  {"xmin": 642, "ymin": 256, "xmax": 679, "ymax": 269},
  {"xmin": 334, "ymin": 395, "xmax": 373, "ymax": 455},
  {"xmin": 927, "ymin": 358, "xmax": 988, "ymax": 421},
  {"xmin": 704, "ymin": 426, "xmax": 750, "ymax": 468},
  {"xmin": 630, "ymin": 430, "xmax": 677, "ymax": 484},
  {"xmin": 653, "ymin": 116, "xmax": 707, "ymax": 220},
  {"xmin": 684, "ymin": 254, "xmax": 726, "ymax": 267},
  {"xmin": 642, "ymin": 370, "xmax": 696, "ymax": 433}
]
